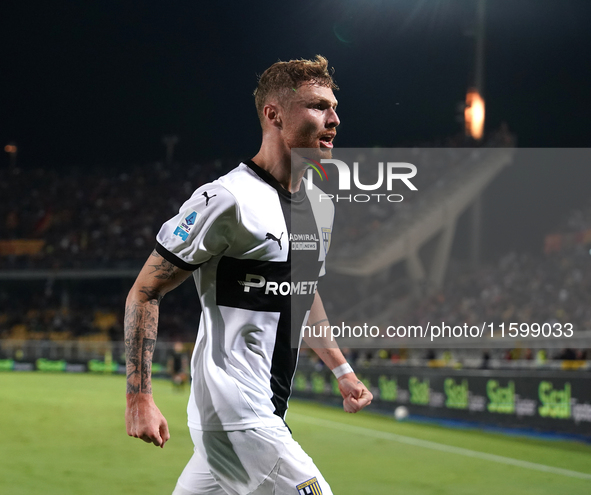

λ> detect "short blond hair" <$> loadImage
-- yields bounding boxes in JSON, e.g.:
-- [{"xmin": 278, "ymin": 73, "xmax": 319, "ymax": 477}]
[{"xmin": 253, "ymin": 55, "xmax": 338, "ymax": 124}]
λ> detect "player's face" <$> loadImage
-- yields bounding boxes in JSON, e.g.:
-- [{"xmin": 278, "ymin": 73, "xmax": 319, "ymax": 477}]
[{"xmin": 281, "ymin": 83, "xmax": 339, "ymax": 157}]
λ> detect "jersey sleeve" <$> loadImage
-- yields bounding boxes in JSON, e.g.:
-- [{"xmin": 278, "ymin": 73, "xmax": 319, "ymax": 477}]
[{"xmin": 155, "ymin": 182, "xmax": 239, "ymax": 271}]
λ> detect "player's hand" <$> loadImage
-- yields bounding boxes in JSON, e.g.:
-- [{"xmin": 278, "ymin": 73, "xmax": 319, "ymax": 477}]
[
  {"xmin": 125, "ymin": 394, "xmax": 170, "ymax": 448},
  {"xmin": 338, "ymin": 374, "xmax": 373, "ymax": 413}
]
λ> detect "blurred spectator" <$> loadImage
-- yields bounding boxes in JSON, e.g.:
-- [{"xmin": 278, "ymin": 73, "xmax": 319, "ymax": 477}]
[{"xmin": 0, "ymin": 160, "xmax": 234, "ymax": 269}]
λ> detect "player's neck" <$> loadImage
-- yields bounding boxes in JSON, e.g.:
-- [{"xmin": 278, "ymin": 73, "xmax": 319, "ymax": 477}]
[{"xmin": 251, "ymin": 145, "xmax": 304, "ymax": 193}]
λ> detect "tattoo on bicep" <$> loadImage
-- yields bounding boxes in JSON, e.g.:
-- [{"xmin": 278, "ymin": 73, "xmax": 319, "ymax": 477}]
[
  {"xmin": 147, "ymin": 250, "xmax": 178, "ymax": 280},
  {"xmin": 141, "ymin": 338, "xmax": 156, "ymax": 394}
]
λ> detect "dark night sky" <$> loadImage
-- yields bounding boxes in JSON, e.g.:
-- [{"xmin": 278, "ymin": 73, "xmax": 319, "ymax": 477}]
[
  {"xmin": 2, "ymin": 0, "xmax": 590, "ymax": 167},
  {"xmin": 2, "ymin": 1, "xmax": 591, "ymax": 257}
]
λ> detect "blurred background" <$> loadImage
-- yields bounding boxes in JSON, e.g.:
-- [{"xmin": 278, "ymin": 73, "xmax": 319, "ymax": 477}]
[{"xmin": 2, "ymin": 0, "xmax": 591, "ymax": 477}]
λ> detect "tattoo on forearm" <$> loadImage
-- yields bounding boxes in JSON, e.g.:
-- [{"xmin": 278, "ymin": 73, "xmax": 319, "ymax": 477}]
[
  {"xmin": 125, "ymin": 334, "xmax": 141, "ymax": 394},
  {"xmin": 309, "ymin": 318, "xmax": 328, "ymax": 327},
  {"xmin": 124, "ymin": 301, "xmax": 159, "ymax": 394},
  {"xmin": 141, "ymin": 338, "xmax": 156, "ymax": 394},
  {"xmin": 148, "ymin": 250, "xmax": 178, "ymax": 280}
]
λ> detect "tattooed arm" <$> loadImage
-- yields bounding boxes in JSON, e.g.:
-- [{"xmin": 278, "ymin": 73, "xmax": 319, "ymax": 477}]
[
  {"xmin": 303, "ymin": 292, "xmax": 373, "ymax": 413},
  {"xmin": 124, "ymin": 249, "xmax": 193, "ymax": 448}
]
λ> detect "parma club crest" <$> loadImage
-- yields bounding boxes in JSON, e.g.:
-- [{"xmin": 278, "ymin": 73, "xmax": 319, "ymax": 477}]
[
  {"xmin": 321, "ymin": 227, "xmax": 331, "ymax": 255},
  {"xmin": 296, "ymin": 477, "xmax": 323, "ymax": 495}
]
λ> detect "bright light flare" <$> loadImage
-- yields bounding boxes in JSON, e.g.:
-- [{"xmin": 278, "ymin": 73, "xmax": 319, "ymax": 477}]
[
  {"xmin": 464, "ymin": 89, "xmax": 485, "ymax": 140},
  {"xmin": 4, "ymin": 144, "xmax": 17, "ymax": 153}
]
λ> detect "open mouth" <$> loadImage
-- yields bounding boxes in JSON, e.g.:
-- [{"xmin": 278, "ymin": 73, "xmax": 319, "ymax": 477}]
[{"xmin": 319, "ymin": 133, "xmax": 335, "ymax": 148}]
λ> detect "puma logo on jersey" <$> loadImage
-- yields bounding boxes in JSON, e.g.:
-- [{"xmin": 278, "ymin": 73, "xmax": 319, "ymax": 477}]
[
  {"xmin": 202, "ymin": 191, "xmax": 217, "ymax": 206},
  {"xmin": 265, "ymin": 232, "xmax": 283, "ymax": 250}
]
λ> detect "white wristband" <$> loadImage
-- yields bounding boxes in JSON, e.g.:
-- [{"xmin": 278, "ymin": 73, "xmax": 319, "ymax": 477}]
[{"xmin": 331, "ymin": 363, "xmax": 354, "ymax": 379}]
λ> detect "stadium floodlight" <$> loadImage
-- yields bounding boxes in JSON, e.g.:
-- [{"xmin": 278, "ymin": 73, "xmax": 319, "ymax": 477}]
[
  {"xmin": 465, "ymin": 89, "xmax": 485, "ymax": 140},
  {"xmin": 465, "ymin": 0, "xmax": 486, "ymax": 140}
]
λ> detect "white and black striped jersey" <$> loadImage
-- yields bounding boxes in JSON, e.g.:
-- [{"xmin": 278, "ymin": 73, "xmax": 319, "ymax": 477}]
[{"xmin": 156, "ymin": 160, "xmax": 334, "ymax": 431}]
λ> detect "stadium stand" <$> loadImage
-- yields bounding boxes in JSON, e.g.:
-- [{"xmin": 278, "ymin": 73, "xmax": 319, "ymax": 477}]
[{"xmin": 0, "ymin": 160, "xmax": 232, "ymax": 269}]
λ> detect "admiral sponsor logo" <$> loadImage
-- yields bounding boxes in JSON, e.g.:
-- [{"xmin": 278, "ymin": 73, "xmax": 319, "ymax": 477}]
[
  {"xmin": 290, "ymin": 232, "xmax": 319, "ymax": 251},
  {"xmin": 173, "ymin": 210, "xmax": 199, "ymax": 241},
  {"xmin": 238, "ymin": 274, "xmax": 318, "ymax": 296},
  {"xmin": 290, "ymin": 233, "xmax": 319, "ymax": 241},
  {"xmin": 292, "ymin": 242, "xmax": 317, "ymax": 251}
]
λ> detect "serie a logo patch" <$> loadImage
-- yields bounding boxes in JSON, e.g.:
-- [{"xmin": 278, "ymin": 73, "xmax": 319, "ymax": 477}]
[
  {"xmin": 173, "ymin": 210, "xmax": 199, "ymax": 241},
  {"xmin": 296, "ymin": 477, "xmax": 322, "ymax": 495}
]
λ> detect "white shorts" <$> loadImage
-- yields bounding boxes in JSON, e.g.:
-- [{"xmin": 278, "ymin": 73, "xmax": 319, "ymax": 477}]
[{"xmin": 172, "ymin": 426, "xmax": 333, "ymax": 495}]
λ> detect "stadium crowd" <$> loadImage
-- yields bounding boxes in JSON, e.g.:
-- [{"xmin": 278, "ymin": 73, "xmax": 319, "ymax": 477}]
[
  {"xmin": 404, "ymin": 249, "xmax": 591, "ymax": 339},
  {"xmin": 0, "ymin": 278, "xmax": 196, "ymax": 343},
  {"xmin": 0, "ymin": 160, "xmax": 231, "ymax": 270}
]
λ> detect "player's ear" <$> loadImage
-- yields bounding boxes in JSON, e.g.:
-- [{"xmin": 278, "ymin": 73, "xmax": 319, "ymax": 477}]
[{"xmin": 263, "ymin": 103, "xmax": 282, "ymax": 129}]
